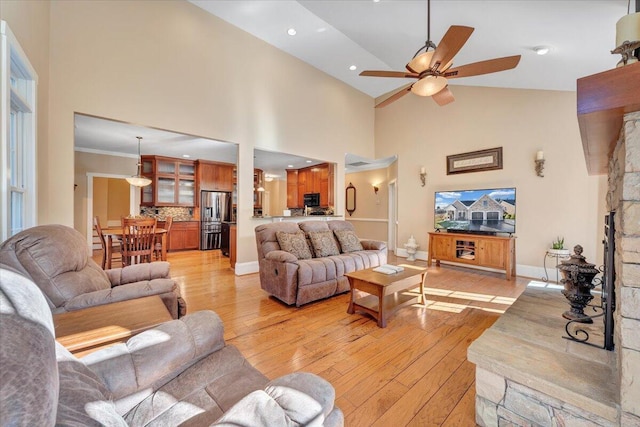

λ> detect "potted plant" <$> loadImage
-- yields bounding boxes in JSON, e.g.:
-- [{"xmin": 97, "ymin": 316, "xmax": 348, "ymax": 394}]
[{"xmin": 549, "ymin": 236, "xmax": 571, "ymax": 256}]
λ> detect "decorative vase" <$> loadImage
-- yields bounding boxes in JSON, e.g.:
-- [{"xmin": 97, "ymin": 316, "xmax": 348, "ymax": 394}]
[
  {"xmin": 404, "ymin": 235, "xmax": 419, "ymax": 262},
  {"xmin": 558, "ymin": 245, "xmax": 599, "ymax": 323}
]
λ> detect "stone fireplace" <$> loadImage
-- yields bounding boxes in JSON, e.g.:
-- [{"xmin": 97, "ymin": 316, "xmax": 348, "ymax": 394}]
[
  {"xmin": 607, "ymin": 111, "xmax": 640, "ymax": 425},
  {"xmin": 467, "ymin": 112, "xmax": 640, "ymax": 425}
]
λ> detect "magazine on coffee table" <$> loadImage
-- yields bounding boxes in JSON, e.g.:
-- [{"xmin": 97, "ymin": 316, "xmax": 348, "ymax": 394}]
[{"xmin": 373, "ymin": 264, "xmax": 405, "ymax": 275}]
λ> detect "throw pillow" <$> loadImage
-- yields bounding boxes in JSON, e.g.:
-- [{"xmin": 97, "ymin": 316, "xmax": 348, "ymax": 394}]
[
  {"xmin": 334, "ymin": 229, "xmax": 364, "ymax": 253},
  {"xmin": 308, "ymin": 231, "xmax": 340, "ymax": 257},
  {"xmin": 276, "ymin": 231, "xmax": 312, "ymax": 260}
]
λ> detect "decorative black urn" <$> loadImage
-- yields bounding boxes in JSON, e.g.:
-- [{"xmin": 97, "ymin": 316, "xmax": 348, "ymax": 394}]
[{"xmin": 558, "ymin": 245, "xmax": 599, "ymax": 323}]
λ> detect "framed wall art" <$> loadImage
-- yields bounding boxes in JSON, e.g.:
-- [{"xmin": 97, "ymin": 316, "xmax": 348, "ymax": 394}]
[{"xmin": 446, "ymin": 147, "xmax": 503, "ymax": 175}]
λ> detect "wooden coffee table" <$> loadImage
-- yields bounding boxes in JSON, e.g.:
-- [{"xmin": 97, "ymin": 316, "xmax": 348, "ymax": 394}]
[
  {"xmin": 53, "ymin": 295, "xmax": 173, "ymax": 357},
  {"xmin": 346, "ymin": 265, "xmax": 427, "ymax": 328}
]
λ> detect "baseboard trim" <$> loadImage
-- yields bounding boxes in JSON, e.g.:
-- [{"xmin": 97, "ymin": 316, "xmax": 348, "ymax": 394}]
[
  {"xmin": 234, "ymin": 261, "xmax": 259, "ymax": 276},
  {"xmin": 237, "ymin": 256, "xmax": 553, "ymax": 283},
  {"xmin": 394, "ymin": 248, "xmax": 428, "ymax": 261},
  {"xmin": 394, "ymin": 251, "xmax": 553, "ymax": 283}
]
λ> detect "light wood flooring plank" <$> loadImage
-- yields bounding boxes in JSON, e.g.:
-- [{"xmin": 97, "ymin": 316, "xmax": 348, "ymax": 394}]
[{"xmin": 92, "ymin": 249, "xmax": 528, "ymax": 426}]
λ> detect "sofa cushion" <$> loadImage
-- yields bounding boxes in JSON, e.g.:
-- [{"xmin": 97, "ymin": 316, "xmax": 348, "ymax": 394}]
[
  {"xmin": 123, "ymin": 345, "xmax": 269, "ymax": 426},
  {"xmin": 297, "ymin": 258, "xmax": 338, "ymax": 286},
  {"xmin": 276, "ymin": 231, "xmax": 312, "ymax": 260},
  {"xmin": 0, "ymin": 225, "xmax": 112, "ymax": 308},
  {"xmin": 333, "ymin": 230, "xmax": 364, "ymax": 253},
  {"xmin": 308, "ymin": 231, "xmax": 340, "ymax": 257},
  {"xmin": 0, "ymin": 267, "xmax": 58, "ymax": 427},
  {"xmin": 56, "ymin": 343, "xmax": 127, "ymax": 426}
]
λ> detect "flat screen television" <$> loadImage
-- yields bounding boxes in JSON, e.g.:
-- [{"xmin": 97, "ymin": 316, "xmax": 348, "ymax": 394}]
[{"xmin": 434, "ymin": 187, "xmax": 516, "ymax": 234}]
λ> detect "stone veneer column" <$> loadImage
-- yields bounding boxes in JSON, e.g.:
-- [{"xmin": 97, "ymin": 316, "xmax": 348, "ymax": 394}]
[{"xmin": 608, "ymin": 111, "xmax": 640, "ymax": 425}]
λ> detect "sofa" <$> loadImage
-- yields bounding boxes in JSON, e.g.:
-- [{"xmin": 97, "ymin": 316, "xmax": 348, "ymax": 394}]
[
  {"xmin": 0, "ymin": 265, "xmax": 344, "ymax": 426},
  {"xmin": 0, "ymin": 224, "xmax": 186, "ymax": 319},
  {"xmin": 255, "ymin": 220, "xmax": 387, "ymax": 306}
]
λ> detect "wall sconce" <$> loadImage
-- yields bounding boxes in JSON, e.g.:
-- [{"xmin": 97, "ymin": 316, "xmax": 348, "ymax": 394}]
[
  {"xmin": 535, "ymin": 150, "xmax": 545, "ymax": 177},
  {"xmin": 373, "ymin": 185, "xmax": 379, "ymax": 195},
  {"xmin": 419, "ymin": 167, "xmax": 426, "ymax": 187}
]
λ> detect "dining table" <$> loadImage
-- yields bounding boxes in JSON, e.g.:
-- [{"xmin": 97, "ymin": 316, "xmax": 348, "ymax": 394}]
[{"xmin": 102, "ymin": 227, "xmax": 168, "ymax": 268}]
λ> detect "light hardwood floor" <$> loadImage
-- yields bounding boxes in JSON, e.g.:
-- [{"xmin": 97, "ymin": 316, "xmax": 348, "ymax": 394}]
[{"xmin": 97, "ymin": 249, "xmax": 529, "ymax": 426}]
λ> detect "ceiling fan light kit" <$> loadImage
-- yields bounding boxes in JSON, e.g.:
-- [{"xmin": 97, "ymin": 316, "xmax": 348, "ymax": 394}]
[
  {"xmin": 360, "ymin": 0, "xmax": 521, "ymax": 108},
  {"xmin": 411, "ymin": 75, "xmax": 447, "ymax": 97},
  {"xmin": 407, "ymin": 50, "xmax": 435, "ymax": 73}
]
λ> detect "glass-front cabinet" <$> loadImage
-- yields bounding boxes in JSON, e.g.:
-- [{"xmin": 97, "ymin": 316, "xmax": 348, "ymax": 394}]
[{"xmin": 141, "ymin": 156, "xmax": 195, "ymax": 206}]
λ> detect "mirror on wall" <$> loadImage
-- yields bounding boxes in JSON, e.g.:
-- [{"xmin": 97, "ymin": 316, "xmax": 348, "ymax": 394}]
[
  {"xmin": 345, "ymin": 182, "xmax": 356, "ymax": 216},
  {"xmin": 253, "ymin": 148, "xmax": 337, "ymax": 217}
]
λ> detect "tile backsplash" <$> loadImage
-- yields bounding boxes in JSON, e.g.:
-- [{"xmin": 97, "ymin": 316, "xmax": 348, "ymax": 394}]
[{"xmin": 140, "ymin": 206, "xmax": 193, "ymax": 221}]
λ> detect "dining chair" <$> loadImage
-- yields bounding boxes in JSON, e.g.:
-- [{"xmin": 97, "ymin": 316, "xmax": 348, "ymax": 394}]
[
  {"xmin": 121, "ymin": 217, "xmax": 157, "ymax": 266},
  {"xmin": 154, "ymin": 216, "xmax": 173, "ymax": 260},
  {"xmin": 93, "ymin": 216, "xmax": 122, "ymax": 269}
]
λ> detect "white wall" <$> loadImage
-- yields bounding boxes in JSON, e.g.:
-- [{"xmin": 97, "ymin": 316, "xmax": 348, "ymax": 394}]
[
  {"xmin": 39, "ymin": 0, "xmax": 375, "ymax": 267},
  {"xmin": 2, "ymin": 1, "xmax": 608, "ymax": 278},
  {"xmin": 374, "ymin": 85, "xmax": 607, "ymax": 276}
]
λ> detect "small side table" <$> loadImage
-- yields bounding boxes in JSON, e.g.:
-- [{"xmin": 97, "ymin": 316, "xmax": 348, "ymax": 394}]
[
  {"xmin": 542, "ymin": 249, "xmax": 571, "ymax": 283},
  {"xmin": 53, "ymin": 296, "xmax": 172, "ymax": 357}
]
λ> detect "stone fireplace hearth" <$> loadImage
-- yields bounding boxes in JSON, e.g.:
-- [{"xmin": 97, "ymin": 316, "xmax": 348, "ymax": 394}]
[{"xmin": 468, "ymin": 111, "xmax": 639, "ymax": 426}]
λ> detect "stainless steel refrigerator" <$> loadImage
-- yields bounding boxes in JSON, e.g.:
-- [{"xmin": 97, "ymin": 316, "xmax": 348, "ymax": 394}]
[{"xmin": 200, "ymin": 191, "xmax": 231, "ymax": 250}]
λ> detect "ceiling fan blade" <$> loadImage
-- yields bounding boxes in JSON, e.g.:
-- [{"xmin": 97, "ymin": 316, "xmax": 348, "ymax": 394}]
[
  {"xmin": 375, "ymin": 84, "xmax": 412, "ymax": 108},
  {"xmin": 444, "ymin": 55, "xmax": 521, "ymax": 79},
  {"xmin": 432, "ymin": 86, "xmax": 455, "ymax": 106},
  {"xmin": 429, "ymin": 25, "xmax": 474, "ymax": 71},
  {"xmin": 360, "ymin": 70, "xmax": 419, "ymax": 78}
]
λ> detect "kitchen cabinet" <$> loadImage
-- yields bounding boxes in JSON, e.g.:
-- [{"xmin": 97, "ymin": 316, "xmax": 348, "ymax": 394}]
[
  {"xmin": 427, "ymin": 232, "xmax": 516, "ymax": 280},
  {"xmin": 141, "ymin": 156, "xmax": 195, "ymax": 207},
  {"xmin": 286, "ymin": 170, "xmax": 298, "ymax": 208},
  {"xmin": 196, "ymin": 160, "xmax": 234, "ymax": 192},
  {"xmin": 221, "ymin": 222, "xmax": 231, "ymax": 256},
  {"xmin": 287, "ymin": 163, "xmax": 333, "ymax": 208},
  {"xmin": 161, "ymin": 221, "xmax": 199, "ymax": 252},
  {"xmin": 254, "ymin": 168, "xmax": 263, "ymax": 215}
]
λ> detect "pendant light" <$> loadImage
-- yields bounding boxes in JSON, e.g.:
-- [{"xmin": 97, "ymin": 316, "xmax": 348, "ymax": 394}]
[{"xmin": 125, "ymin": 136, "xmax": 152, "ymax": 187}]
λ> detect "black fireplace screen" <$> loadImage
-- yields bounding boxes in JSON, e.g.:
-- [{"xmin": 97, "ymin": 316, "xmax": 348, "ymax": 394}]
[
  {"xmin": 563, "ymin": 211, "xmax": 615, "ymax": 351},
  {"xmin": 602, "ymin": 211, "xmax": 615, "ymax": 351}
]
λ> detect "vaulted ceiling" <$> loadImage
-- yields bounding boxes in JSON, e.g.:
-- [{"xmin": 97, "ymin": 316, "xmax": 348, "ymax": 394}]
[{"xmin": 191, "ymin": 0, "xmax": 628, "ymax": 97}]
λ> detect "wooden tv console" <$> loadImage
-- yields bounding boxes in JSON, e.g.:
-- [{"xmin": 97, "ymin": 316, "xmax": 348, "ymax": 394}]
[{"xmin": 428, "ymin": 232, "xmax": 516, "ymax": 280}]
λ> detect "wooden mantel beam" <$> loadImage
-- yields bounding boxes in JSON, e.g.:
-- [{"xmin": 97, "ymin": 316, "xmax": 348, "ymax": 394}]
[{"xmin": 577, "ymin": 62, "xmax": 640, "ymax": 175}]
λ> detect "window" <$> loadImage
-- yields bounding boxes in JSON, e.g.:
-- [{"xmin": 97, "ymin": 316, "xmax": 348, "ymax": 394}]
[{"xmin": 1, "ymin": 21, "xmax": 37, "ymax": 240}]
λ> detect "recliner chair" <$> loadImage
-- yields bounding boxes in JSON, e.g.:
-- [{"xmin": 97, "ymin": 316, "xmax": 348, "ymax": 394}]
[
  {"xmin": 0, "ymin": 265, "xmax": 344, "ymax": 426},
  {"xmin": 0, "ymin": 224, "xmax": 186, "ymax": 318}
]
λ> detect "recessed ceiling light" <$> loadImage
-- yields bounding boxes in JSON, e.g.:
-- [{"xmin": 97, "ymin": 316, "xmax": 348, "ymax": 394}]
[
  {"xmin": 306, "ymin": 160, "xmax": 312, "ymax": 163},
  {"xmin": 373, "ymin": 0, "xmax": 381, "ymax": 3},
  {"xmin": 287, "ymin": 28, "xmax": 297, "ymax": 36},
  {"xmin": 533, "ymin": 46, "xmax": 550, "ymax": 55},
  {"xmin": 182, "ymin": 154, "xmax": 190, "ymax": 158},
  {"xmin": 287, "ymin": 164, "xmax": 294, "ymax": 168},
  {"xmin": 349, "ymin": 65, "xmax": 357, "ymax": 71}
]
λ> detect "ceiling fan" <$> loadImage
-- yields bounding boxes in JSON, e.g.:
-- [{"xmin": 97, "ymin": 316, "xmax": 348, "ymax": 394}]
[{"xmin": 360, "ymin": 0, "xmax": 521, "ymax": 108}]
